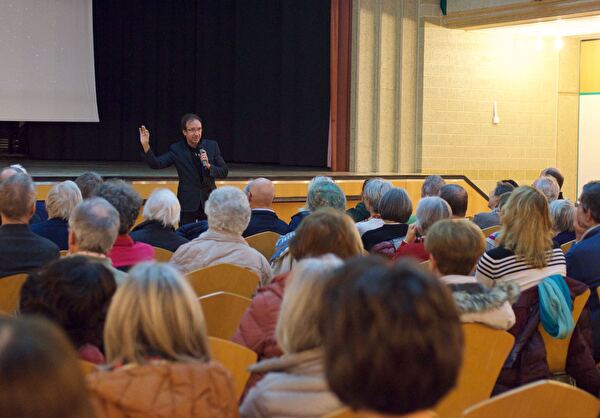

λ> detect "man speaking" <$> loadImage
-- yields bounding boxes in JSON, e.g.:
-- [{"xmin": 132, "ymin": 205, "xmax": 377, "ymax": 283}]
[{"xmin": 139, "ymin": 113, "xmax": 228, "ymax": 225}]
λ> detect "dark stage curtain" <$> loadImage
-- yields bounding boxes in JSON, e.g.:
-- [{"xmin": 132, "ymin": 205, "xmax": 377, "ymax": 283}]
[{"xmin": 25, "ymin": 0, "xmax": 330, "ymax": 167}]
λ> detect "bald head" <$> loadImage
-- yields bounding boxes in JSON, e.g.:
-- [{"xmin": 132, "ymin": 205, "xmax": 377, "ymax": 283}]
[
  {"xmin": 246, "ymin": 178, "xmax": 275, "ymax": 209},
  {"xmin": 0, "ymin": 168, "xmax": 17, "ymax": 182}
]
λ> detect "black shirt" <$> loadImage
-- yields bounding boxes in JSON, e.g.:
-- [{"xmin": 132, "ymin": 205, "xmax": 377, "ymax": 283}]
[{"xmin": 362, "ymin": 223, "xmax": 409, "ymax": 252}]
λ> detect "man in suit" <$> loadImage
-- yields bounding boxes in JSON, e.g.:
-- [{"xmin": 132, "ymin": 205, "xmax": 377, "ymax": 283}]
[
  {"xmin": 140, "ymin": 113, "xmax": 228, "ymax": 225},
  {"xmin": 472, "ymin": 181, "xmax": 515, "ymax": 229},
  {"xmin": 0, "ymin": 173, "xmax": 59, "ymax": 277},
  {"xmin": 566, "ymin": 180, "xmax": 600, "ymax": 361}
]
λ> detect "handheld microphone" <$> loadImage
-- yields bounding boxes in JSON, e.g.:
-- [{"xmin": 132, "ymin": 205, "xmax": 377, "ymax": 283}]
[{"xmin": 198, "ymin": 148, "xmax": 209, "ymax": 168}]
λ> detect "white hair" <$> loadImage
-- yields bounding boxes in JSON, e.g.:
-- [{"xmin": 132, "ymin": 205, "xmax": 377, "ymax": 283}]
[
  {"xmin": 549, "ymin": 199, "xmax": 575, "ymax": 233},
  {"xmin": 143, "ymin": 188, "xmax": 181, "ymax": 227},
  {"xmin": 46, "ymin": 180, "xmax": 82, "ymax": 220},
  {"xmin": 363, "ymin": 178, "xmax": 393, "ymax": 214},
  {"xmin": 205, "ymin": 187, "xmax": 251, "ymax": 235},
  {"xmin": 415, "ymin": 196, "xmax": 452, "ymax": 235},
  {"xmin": 533, "ymin": 176, "xmax": 560, "ymax": 203}
]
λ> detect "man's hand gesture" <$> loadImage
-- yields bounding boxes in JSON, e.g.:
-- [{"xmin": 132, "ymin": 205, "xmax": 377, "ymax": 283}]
[{"xmin": 139, "ymin": 125, "xmax": 150, "ymax": 152}]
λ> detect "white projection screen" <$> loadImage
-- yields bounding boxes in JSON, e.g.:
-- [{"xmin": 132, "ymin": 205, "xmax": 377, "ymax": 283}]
[{"xmin": 0, "ymin": 0, "xmax": 98, "ymax": 122}]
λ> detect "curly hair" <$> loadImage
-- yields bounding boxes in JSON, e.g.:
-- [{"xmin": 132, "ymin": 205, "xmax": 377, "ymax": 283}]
[{"xmin": 93, "ymin": 179, "xmax": 143, "ymax": 234}]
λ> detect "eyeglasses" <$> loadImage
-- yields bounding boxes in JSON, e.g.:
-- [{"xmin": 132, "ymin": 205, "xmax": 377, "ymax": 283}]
[{"xmin": 186, "ymin": 128, "xmax": 202, "ymax": 133}]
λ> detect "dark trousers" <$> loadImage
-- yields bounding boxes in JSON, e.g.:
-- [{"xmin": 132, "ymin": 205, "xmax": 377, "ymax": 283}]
[{"xmin": 180, "ymin": 207, "xmax": 207, "ymax": 226}]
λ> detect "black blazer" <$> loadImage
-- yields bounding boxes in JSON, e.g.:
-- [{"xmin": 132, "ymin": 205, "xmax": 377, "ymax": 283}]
[
  {"xmin": 0, "ymin": 224, "xmax": 59, "ymax": 278},
  {"xmin": 143, "ymin": 139, "xmax": 228, "ymax": 212},
  {"xmin": 130, "ymin": 220, "xmax": 189, "ymax": 252},
  {"xmin": 362, "ymin": 223, "xmax": 409, "ymax": 252}
]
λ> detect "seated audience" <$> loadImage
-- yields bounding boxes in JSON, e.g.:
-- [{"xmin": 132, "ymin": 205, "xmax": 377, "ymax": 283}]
[
  {"xmin": 93, "ymin": 180, "xmax": 154, "ymax": 270},
  {"xmin": 566, "ymin": 181, "xmax": 600, "ymax": 361},
  {"xmin": 476, "ymin": 186, "xmax": 600, "ymax": 395},
  {"xmin": 440, "ymin": 183, "xmax": 468, "ymax": 218},
  {"xmin": 346, "ymin": 178, "xmax": 373, "ymax": 222},
  {"xmin": 75, "ymin": 171, "xmax": 103, "ymax": 199},
  {"xmin": 484, "ymin": 192, "xmax": 512, "ymax": 251},
  {"xmin": 0, "ymin": 316, "xmax": 95, "ymax": 418},
  {"xmin": 541, "ymin": 167, "xmax": 565, "ymax": 200},
  {"xmin": 533, "ymin": 175, "xmax": 560, "ymax": 203},
  {"xmin": 31, "ymin": 180, "xmax": 82, "ymax": 250},
  {"xmin": 87, "ymin": 262, "xmax": 238, "ymax": 417},
  {"xmin": 68, "ymin": 197, "xmax": 127, "ymax": 284},
  {"xmin": 392, "ymin": 196, "xmax": 452, "ymax": 262},
  {"xmin": 421, "ymin": 174, "xmax": 446, "ymax": 197},
  {"xmin": 171, "ymin": 186, "xmax": 272, "ymax": 284},
  {"xmin": 501, "ymin": 179, "xmax": 520, "ymax": 188},
  {"xmin": 362, "ymin": 187, "xmax": 412, "ymax": 251},
  {"xmin": 130, "ymin": 188, "xmax": 188, "ymax": 252},
  {"xmin": 19, "ymin": 256, "xmax": 116, "ymax": 364},
  {"xmin": 286, "ymin": 176, "xmax": 336, "ymax": 233},
  {"xmin": 319, "ymin": 258, "xmax": 463, "ymax": 417},
  {"xmin": 426, "ymin": 219, "xmax": 519, "ymax": 330},
  {"xmin": 240, "ymin": 255, "xmax": 344, "ymax": 417},
  {"xmin": 473, "ymin": 181, "xmax": 515, "ymax": 229},
  {"xmin": 0, "ymin": 173, "xmax": 59, "ymax": 277},
  {"xmin": 355, "ymin": 178, "xmax": 393, "ymax": 236},
  {"xmin": 1, "ymin": 164, "xmax": 48, "ymax": 224},
  {"xmin": 233, "ymin": 208, "xmax": 363, "ymax": 392},
  {"xmin": 549, "ymin": 199, "xmax": 576, "ymax": 246}
]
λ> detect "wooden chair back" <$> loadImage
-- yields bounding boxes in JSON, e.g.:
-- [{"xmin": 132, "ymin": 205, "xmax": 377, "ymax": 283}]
[
  {"xmin": 481, "ymin": 225, "xmax": 501, "ymax": 237},
  {"xmin": 186, "ymin": 263, "xmax": 259, "ymax": 299},
  {"xmin": 152, "ymin": 246, "xmax": 173, "ymax": 263},
  {"xmin": 79, "ymin": 360, "xmax": 97, "ymax": 376},
  {"xmin": 0, "ymin": 273, "xmax": 28, "ymax": 314},
  {"xmin": 462, "ymin": 380, "xmax": 600, "ymax": 418},
  {"xmin": 538, "ymin": 288, "xmax": 590, "ymax": 373},
  {"xmin": 245, "ymin": 231, "xmax": 280, "ymax": 260},
  {"xmin": 208, "ymin": 336, "xmax": 257, "ymax": 400},
  {"xmin": 434, "ymin": 324, "xmax": 514, "ymax": 418},
  {"xmin": 560, "ymin": 240, "xmax": 575, "ymax": 253},
  {"xmin": 199, "ymin": 292, "xmax": 251, "ymax": 340},
  {"xmin": 322, "ymin": 408, "xmax": 363, "ymax": 418},
  {"xmin": 59, "ymin": 250, "xmax": 68, "ymax": 257}
]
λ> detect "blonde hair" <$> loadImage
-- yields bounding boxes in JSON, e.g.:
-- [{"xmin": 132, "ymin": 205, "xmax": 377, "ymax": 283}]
[
  {"xmin": 497, "ymin": 186, "xmax": 554, "ymax": 268},
  {"xmin": 104, "ymin": 262, "xmax": 210, "ymax": 364},
  {"xmin": 275, "ymin": 255, "xmax": 342, "ymax": 353}
]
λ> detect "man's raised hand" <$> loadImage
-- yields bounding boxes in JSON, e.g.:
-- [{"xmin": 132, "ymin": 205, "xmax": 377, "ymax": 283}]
[{"xmin": 139, "ymin": 125, "xmax": 150, "ymax": 152}]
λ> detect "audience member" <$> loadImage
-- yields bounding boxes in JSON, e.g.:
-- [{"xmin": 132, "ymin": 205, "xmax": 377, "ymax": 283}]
[
  {"xmin": 320, "ymin": 258, "xmax": 463, "ymax": 417},
  {"xmin": 75, "ymin": 171, "xmax": 103, "ymax": 199},
  {"xmin": 472, "ymin": 181, "xmax": 514, "ymax": 229},
  {"xmin": 362, "ymin": 187, "xmax": 412, "ymax": 251},
  {"xmin": 1, "ymin": 164, "xmax": 49, "ymax": 224},
  {"xmin": 566, "ymin": 181, "xmax": 600, "ymax": 361},
  {"xmin": 541, "ymin": 167, "xmax": 565, "ymax": 200},
  {"xmin": 240, "ymin": 255, "xmax": 344, "ymax": 417},
  {"xmin": 0, "ymin": 316, "xmax": 95, "ymax": 418},
  {"xmin": 130, "ymin": 188, "xmax": 188, "ymax": 252},
  {"xmin": 549, "ymin": 199, "xmax": 576, "ymax": 246},
  {"xmin": 0, "ymin": 173, "xmax": 59, "ymax": 277},
  {"xmin": 421, "ymin": 174, "xmax": 446, "ymax": 197},
  {"xmin": 484, "ymin": 192, "xmax": 512, "ymax": 251},
  {"xmin": 392, "ymin": 196, "xmax": 452, "ymax": 262},
  {"xmin": 171, "ymin": 186, "xmax": 272, "ymax": 284},
  {"xmin": 355, "ymin": 178, "xmax": 393, "ymax": 236},
  {"xmin": 476, "ymin": 186, "xmax": 600, "ymax": 395},
  {"xmin": 93, "ymin": 179, "xmax": 154, "ymax": 270},
  {"xmin": 87, "ymin": 262, "xmax": 238, "ymax": 417},
  {"xmin": 501, "ymin": 179, "xmax": 520, "ymax": 188},
  {"xmin": 346, "ymin": 178, "xmax": 373, "ymax": 222},
  {"xmin": 233, "ymin": 208, "xmax": 363, "ymax": 393},
  {"xmin": 533, "ymin": 175, "xmax": 560, "ymax": 203},
  {"xmin": 68, "ymin": 197, "xmax": 127, "ymax": 284},
  {"xmin": 19, "ymin": 256, "xmax": 116, "ymax": 364},
  {"xmin": 426, "ymin": 219, "xmax": 518, "ymax": 330},
  {"xmin": 440, "ymin": 184, "xmax": 468, "ymax": 218},
  {"xmin": 286, "ymin": 176, "xmax": 337, "ymax": 233},
  {"xmin": 31, "ymin": 180, "xmax": 82, "ymax": 250}
]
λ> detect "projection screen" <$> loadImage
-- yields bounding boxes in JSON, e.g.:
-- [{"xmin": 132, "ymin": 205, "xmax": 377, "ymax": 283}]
[{"xmin": 0, "ymin": 0, "xmax": 98, "ymax": 122}]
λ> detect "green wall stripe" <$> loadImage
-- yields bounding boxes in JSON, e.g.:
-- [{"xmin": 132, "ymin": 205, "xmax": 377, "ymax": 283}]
[{"xmin": 580, "ymin": 92, "xmax": 600, "ymax": 95}]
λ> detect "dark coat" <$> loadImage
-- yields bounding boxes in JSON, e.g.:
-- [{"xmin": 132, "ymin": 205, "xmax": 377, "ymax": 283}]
[
  {"xmin": 472, "ymin": 210, "xmax": 500, "ymax": 230},
  {"xmin": 130, "ymin": 220, "xmax": 189, "ymax": 252},
  {"xmin": 287, "ymin": 211, "xmax": 310, "ymax": 233},
  {"xmin": 143, "ymin": 139, "xmax": 228, "ymax": 212},
  {"xmin": 362, "ymin": 223, "xmax": 409, "ymax": 252},
  {"xmin": 0, "ymin": 224, "xmax": 59, "ymax": 277},
  {"xmin": 30, "ymin": 218, "xmax": 69, "ymax": 250}
]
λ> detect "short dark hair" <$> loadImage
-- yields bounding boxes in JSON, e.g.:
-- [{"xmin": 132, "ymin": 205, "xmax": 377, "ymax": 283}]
[
  {"xmin": 19, "ymin": 256, "xmax": 116, "ymax": 348},
  {"xmin": 181, "ymin": 113, "xmax": 202, "ymax": 130},
  {"xmin": 378, "ymin": 187, "xmax": 413, "ymax": 223},
  {"xmin": 421, "ymin": 175, "xmax": 446, "ymax": 197},
  {"xmin": 320, "ymin": 258, "xmax": 463, "ymax": 415},
  {"xmin": 75, "ymin": 172, "xmax": 103, "ymax": 199},
  {"xmin": 580, "ymin": 181, "xmax": 600, "ymax": 224},
  {"xmin": 493, "ymin": 181, "xmax": 515, "ymax": 198},
  {"xmin": 93, "ymin": 179, "xmax": 142, "ymax": 234},
  {"xmin": 541, "ymin": 167, "xmax": 564, "ymax": 189},
  {"xmin": 440, "ymin": 184, "xmax": 468, "ymax": 217},
  {"xmin": 501, "ymin": 179, "xmax": 519, "ymax": 188}
]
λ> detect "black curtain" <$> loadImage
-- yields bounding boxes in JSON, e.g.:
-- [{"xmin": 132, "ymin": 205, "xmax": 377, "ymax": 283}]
[{"xmin": 25, "ymin": 0, "xmax": 330, "ymax": 167}]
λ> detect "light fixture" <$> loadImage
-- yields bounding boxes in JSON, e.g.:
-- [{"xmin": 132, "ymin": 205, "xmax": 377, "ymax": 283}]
[{"xmin": 554, "ymin": 36, "xmax": 564, "ymax": 50}]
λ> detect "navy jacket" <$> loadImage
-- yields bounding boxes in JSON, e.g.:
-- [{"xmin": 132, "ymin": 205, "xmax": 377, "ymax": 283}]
[
  {"xmin": 566, "ymin": 226, "xmax": 600, "ymax": 361},
  {"xmin": 0, "ymin": 224, "xmax": 59, "ymax": 278},
  {"xmin": 287, "ymin": 210, "xmax": 310, "ymax": 233},
  {"xmin": 143, "ymin": 139, "xmax": 228, "ymax": 212},
  {"xmin": 130, "ymin": 220, "xmax": 189, "ymax": 252},
  {"xmin": 30, "ymin": 218, "xmax": 69, "ymax": 250}
]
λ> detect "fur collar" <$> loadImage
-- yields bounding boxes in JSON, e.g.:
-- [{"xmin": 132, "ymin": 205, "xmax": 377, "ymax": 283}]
[{"xmin": 450, "ymin": 281, "xmax": 520, "ymax": 314}]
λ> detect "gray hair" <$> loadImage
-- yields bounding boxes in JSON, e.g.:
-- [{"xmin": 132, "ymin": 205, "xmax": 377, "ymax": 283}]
[
  {"xmin": 275, "ymin": 254, "xmax": 343, "ymax": 353},
  {"xmin": 69, "ymin": 197, "xmax": 120, "ymax": 254},
  {"xmin": 363, "ymin": 178, "xmax": 393, "ymax": 215},
  {"xmin": 93, "ymin": 180, "xmax": 143, "ymax": 234},
  {"xmin": 46, "ymin": 181, "xmax": 82, "ymax": 220},
  {"xmin": 416, "ymin": 196, "xmax": 452, "ymax": 235},
  {"xmin": 143, "ymin": 188, "xmax": 180, "ymax": 228},
  {"xmin": 0, "ymin": 173, "xmax": 35, "ymax": 219},
  {"xmin": 421, "ymin": 175, "xmax": 446, "ymax": 197},
  {"xmin": 549, "ymin": 199, "xmax": 575, "ymax": 233},
  {"xmin": 205, "ymin": 187, "xmax": 251, "ymax": 235},
  {"xmin": 533, "ymin": 176, "xmax": 560, "ymax": 203},
  {"xmin": 379, "ymin": 188, "xmax": 413, "ymax": 223},
  {"xmin": 306, "ymin": 180, "xmax": 346, "ymax": 212}
]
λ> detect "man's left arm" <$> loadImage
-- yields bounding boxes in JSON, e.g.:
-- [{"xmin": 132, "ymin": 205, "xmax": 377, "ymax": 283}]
[{"xmin": 208, "ymin": 142, "xmax": 228, "ymax": 179}]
